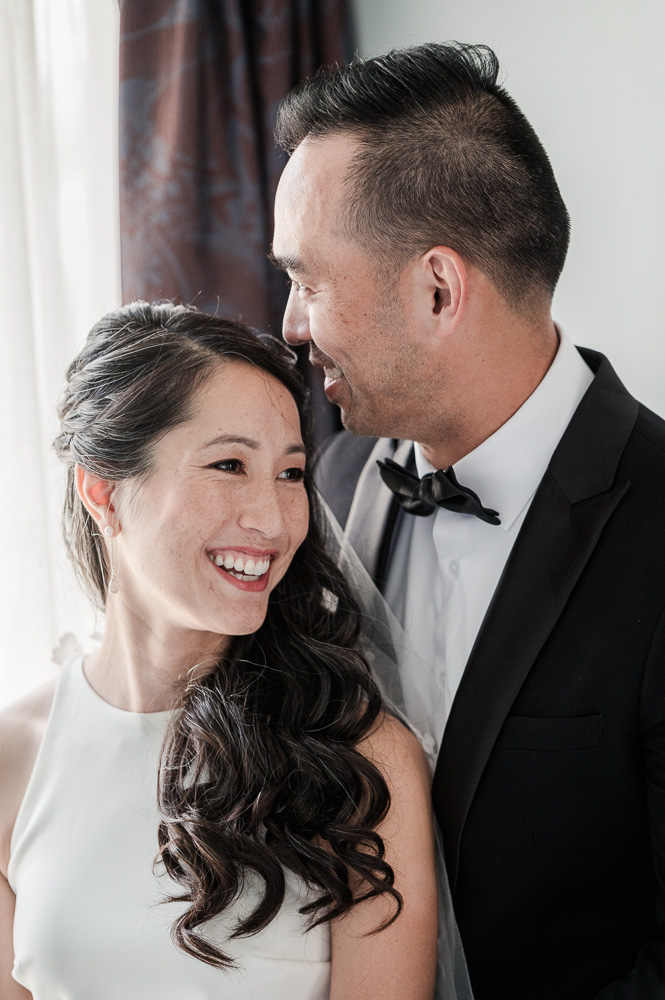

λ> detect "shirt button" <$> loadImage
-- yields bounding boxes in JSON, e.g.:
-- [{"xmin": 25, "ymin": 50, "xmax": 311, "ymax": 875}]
[{"xmin": 448, "ymin": 559, "xmax": 460, "ymax": 577}]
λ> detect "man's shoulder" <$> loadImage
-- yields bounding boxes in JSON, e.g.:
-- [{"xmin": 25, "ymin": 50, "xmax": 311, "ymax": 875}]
[
  {"xmin": 573, "ymin": 347, "xmax": 665, "ymax": 489},
  {"xmin": 313, "ymin": 431, "xmax": 379, "ymax": 529},
  {"xmin": 621, "ymin": 401, "xmax": 665, "ymax": 497},
  {"xmin": 633, "ymin": 401, "xmax": 665, "ymax": 456}
]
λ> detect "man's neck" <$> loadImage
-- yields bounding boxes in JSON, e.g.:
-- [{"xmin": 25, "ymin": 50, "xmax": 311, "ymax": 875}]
[{"xmin": 419, "ymin": 318, "xmax": 559, "ymax": 470}]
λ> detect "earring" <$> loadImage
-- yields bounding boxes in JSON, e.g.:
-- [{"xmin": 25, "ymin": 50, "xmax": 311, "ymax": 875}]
[{"xmin": 103, "ymin": 524, "xmax": 119, "ymax": 595}]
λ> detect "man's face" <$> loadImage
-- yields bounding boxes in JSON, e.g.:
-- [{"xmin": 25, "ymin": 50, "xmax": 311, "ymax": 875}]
[{"xmin": 272, "ymin": 134, "xmax": 423, "ymax": 438}]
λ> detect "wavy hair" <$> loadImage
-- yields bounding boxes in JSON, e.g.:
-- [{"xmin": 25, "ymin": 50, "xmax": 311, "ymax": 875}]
[{"xmin": 54, "ymin": 300, "xmax": 401, "ymax": 967}]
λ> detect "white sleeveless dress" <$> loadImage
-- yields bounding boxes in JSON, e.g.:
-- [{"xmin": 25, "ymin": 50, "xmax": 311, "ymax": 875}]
[{"xmin": 8, "ymin": 657, "xmax": 331, "ymax": 999}]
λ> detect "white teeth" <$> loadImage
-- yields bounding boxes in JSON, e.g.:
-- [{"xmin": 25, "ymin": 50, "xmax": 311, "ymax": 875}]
[
  {"xmin": 324, "ymin": 366, "xmax": 343, "ymax": 379},
  {"xmin": 209, "ymin": 553, "xmax": 271, "ymax": 577}
]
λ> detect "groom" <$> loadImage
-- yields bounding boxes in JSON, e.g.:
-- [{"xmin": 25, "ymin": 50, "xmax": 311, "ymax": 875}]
[{"xmin": 271, "ymin": 42, "xmax": 665, "ymax": 1000}]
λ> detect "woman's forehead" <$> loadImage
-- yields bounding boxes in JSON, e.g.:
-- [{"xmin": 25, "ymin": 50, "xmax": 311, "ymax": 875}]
[{"xmin": 160, "ymin": 361, "xmax": 304, "ymax": 455}]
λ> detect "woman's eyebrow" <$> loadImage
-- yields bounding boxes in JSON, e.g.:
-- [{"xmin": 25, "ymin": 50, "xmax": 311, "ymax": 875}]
[{"xmin": 202, "ymin": 434, "xmax": 305, "ymax": 455}]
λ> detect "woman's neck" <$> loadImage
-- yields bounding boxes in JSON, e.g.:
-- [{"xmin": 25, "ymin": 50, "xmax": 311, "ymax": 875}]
[{"xmin": 85, "ymin": 601, "xmax": 228, "ymax": 713}]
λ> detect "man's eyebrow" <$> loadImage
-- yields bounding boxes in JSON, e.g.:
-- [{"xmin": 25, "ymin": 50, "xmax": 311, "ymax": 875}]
[
  {"xmin": 267, "ymin": 249, "xmax": 310, "ymax": 276},
  {"xmin": 202, "ymin": 434, "xmax": 306, "ymax": 456}
]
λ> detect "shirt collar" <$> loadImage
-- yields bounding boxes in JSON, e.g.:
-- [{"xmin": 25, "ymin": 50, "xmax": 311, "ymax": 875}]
[{"xmin": 414, "ymin": 328, "xmax": 595, "ymax": 531}]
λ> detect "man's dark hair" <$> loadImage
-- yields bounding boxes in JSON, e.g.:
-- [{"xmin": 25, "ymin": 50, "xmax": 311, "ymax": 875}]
[{"xmin": 275, "ymin": 42, "xmax": 570, "ymax": 311}]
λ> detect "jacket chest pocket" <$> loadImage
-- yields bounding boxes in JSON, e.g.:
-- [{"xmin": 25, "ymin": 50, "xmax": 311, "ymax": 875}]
[{"xmin": 495, "ymin": 714, "xmax": 603, "ymax": 751}]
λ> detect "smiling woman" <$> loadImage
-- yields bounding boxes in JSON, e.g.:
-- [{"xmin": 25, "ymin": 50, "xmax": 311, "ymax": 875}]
[
  {"xmin": 74, "ymin": 360, "xmax": 310, "ymax": 646},
  {"xmin": 0, "ymin": 302, "xmax": 437, "ymax": 1000}
]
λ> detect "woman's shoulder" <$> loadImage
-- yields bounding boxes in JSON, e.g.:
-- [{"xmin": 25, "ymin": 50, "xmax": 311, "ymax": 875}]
[
  {"xmin": 0, "ymin": 673, "xmax": 59, "ymax": 878},
  {"xmin": 360, "ymin": 711, "xmax": 431, "ymax": 789},
  {"xmin": 0, "ymin": 673, "xmax": 59, "ymax": 744}
]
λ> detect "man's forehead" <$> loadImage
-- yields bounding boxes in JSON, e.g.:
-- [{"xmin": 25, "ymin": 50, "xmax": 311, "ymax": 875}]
[
  {"xmin": 277, "ymin": 133, "xmax": 358, "ymax": 210},
  {"xmin": 273, "ymin": 138, "xmax": 356, "ymax": 270}
]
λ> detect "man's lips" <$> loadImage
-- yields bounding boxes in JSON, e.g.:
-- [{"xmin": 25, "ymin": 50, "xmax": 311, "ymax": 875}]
[
  {"xmin": 309, "ymin": 349, "xmax": 344, "ymax": 392},
  {"xmin": 323, "ymin": 365, "xmax": 343, "ymax": 385}
]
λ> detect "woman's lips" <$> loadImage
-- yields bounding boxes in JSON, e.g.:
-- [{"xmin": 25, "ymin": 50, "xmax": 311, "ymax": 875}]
[
  {"xmin": 211, "ymin": 560, "xmax": 271, "ymax": 593},
  {"xmin": 206, "ymin": 548, "xmax": 276, "ymax": 593}
]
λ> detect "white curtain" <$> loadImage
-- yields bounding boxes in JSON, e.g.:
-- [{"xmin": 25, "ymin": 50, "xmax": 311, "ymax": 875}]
[{"xmin": 0, "ymin": 0, "xmax": 121, "ymax": 705}]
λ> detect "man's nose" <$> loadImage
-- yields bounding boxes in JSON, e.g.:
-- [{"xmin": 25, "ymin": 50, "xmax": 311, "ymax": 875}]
[{"xmin": 283, "ymin": 285, "xmax": 311, "ymax": 346}]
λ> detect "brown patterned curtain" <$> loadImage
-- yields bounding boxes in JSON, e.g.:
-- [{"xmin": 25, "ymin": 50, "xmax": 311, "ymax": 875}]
[{"xmin": 118, "ymin": 0, "xmax": 351, "ymax": 440}]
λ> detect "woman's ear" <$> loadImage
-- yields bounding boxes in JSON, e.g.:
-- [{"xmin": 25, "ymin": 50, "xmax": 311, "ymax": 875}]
[{"xmin": 75, "ymin": 466, "xmax": 118, "ymax": 530}]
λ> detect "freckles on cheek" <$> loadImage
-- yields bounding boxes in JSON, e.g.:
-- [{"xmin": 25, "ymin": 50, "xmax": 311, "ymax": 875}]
[
  {"xmin": 137, "ymin": 530, "xmax": 182, "ymax": 582},
  {"xmin": 292, "ymin": 498, "xmax": 310, "ymax": 549},
  {"xmin": 156, "ymin": 482, "xmax": 212, "ymax": 538}
]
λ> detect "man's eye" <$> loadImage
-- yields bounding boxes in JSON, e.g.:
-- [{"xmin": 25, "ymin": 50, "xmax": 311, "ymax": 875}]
[
  {"xmin": 210, "ymin": 459, "xmax": 245, "ymax": 474},
  {"xmin": 278, "ymin": 467, "xmax": 305, "ymax": 482},
  {"xmin": 289, "ymin": 278, "xmax": 311, "ymax": 295}
]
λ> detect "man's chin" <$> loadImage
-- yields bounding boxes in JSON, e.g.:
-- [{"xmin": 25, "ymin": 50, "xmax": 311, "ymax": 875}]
[
  {"xmin": 339, "ymin": 402, "xmax": 381, "ymax": 439},
  {"xmin": 327, "ymin": 381, "xmax": 384, "ymax": 437}
]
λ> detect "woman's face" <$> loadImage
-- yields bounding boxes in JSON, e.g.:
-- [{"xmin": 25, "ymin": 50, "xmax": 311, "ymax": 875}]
[{"xmin": 112, "ymin": 361, "xmax": 309, "ymax": 641}]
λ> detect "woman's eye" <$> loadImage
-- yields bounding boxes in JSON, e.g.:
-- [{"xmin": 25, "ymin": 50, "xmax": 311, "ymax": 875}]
[
  {"xmin": 210, "ymin": 459, "xmax": 245, "ymax": 474},
  {"xmin": 278, "ymin": 467, "xmax": 305, "ymax": 482}
]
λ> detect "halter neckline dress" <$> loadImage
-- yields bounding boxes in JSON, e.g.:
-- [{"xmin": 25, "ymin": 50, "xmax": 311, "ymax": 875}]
[{"xmin": 8, "ymin": 656, "xmax": 330, "ymax": 999}]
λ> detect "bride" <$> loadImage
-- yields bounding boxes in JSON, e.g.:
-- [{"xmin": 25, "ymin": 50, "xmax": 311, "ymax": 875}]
[{"xmin": 0, "ymin": 301, "xmax": 443, "ymax": 999}]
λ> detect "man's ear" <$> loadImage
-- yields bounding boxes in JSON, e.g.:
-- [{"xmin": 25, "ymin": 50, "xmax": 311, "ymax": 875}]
[
  {"xmin": 422, "ymin": 246, "xmax": 467, "ymax": 326},
  {"xmin": 75, "ymin": 466, "xmax": 119, "ymax": 531}
]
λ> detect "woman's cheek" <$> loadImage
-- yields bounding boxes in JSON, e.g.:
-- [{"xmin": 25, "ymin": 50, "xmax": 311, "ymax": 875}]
[{"xmin": 291, "ymin": 492, "xmax": 310, "ymax": 547}]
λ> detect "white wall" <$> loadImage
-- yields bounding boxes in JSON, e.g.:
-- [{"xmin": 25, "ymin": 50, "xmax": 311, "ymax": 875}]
[{"xmin": 351, "ymin": 0, "xmax": 665, "ymax": 415}]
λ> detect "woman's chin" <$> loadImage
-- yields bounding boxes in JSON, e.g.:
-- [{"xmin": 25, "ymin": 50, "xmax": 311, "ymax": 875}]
[{"xmin": 203, "ymin": 607, "xmax": 270, "ymax": 641}]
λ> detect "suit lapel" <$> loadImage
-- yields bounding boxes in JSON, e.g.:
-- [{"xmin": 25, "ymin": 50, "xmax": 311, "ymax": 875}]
[
  {"xmin": 432, "ymin": 350, "xmax": 638, "ymax": 893},
  {"xmin": 344, "ymin": 438, "xmax": 413, "ymax": 581}
]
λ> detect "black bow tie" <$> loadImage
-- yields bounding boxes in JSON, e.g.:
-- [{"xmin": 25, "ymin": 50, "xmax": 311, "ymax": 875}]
[{"xmin": 377, "ymin": 457, "xmax": 501, "ymax": 525}]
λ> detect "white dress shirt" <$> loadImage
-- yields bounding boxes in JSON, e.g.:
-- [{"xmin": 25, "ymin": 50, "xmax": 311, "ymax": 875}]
[{"xmin": 384, "ymin": 330, "xmax": 594, "ymax": 762}]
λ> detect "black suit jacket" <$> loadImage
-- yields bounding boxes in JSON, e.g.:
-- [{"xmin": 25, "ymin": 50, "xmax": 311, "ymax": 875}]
[{"xmin": 314, "ymin": 349, "xmax": 665, "ymax": 1000}]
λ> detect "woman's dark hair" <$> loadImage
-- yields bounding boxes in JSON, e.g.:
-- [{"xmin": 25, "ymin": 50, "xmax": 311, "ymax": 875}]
[
  {"xmin": 54, "ymin": 300, "xmax": 400, "ymax": 966},
  {"xmin": 275, "ymin": 41, "xmax": 570, "ymax": 313}
]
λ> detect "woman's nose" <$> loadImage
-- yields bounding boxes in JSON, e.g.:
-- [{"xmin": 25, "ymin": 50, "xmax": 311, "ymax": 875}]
[{"xmin": 236, "ymin": 480, "xmax": 286, "ymax": 538}]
